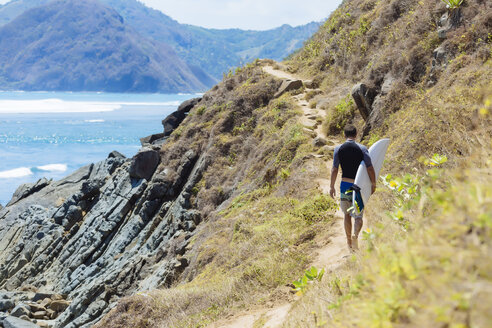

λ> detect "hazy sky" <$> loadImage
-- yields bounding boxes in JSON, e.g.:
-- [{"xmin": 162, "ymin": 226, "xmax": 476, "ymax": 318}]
[
  {"xmin": 0, "ymin": 0, "xmax": 343, "ymax": 30},
  {"xmin": 141, "ymin": 0, "xmax": 343, "ymax": 30}
]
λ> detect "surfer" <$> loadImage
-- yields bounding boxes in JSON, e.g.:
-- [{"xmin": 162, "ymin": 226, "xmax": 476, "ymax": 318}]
[{"xmin": 330, "ymin": 124, "xmax": 376, "ymax": 250}]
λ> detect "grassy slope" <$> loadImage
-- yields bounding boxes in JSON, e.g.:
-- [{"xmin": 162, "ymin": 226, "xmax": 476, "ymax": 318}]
[
  {"xmin": 281, "ymin": 0, "xmax": 492, "ymax": 327},
  {"xmin": 97, "ymin": 63, "xmax": 339, "ymax": 328},
  {"xmin": 288, "ymin": 0, "xmax": 491, "ymax": 171},
  {"xmin": 98, "ymin": 0, "xmax": 492, "ymax": 327}
]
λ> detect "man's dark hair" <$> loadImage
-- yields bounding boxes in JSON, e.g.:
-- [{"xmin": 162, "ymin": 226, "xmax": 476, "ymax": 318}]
[{"xmin": 344, "ymin": 124, "xmax": 357, "ymax": 138}]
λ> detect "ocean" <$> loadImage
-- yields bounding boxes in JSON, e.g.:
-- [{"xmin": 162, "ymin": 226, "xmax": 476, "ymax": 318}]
[{"xmin": 0, "ymin": 91, "xmax": 196, "ymax": 206}]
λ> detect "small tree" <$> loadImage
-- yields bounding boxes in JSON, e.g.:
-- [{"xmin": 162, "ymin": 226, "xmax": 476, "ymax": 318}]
[{"xmin": 441, "ymin": 0, "xmax": 464, "ymax": 9}]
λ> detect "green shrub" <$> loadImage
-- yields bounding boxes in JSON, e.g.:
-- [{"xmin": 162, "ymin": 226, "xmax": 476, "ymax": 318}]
[
  {"xmin": 196, "ymin": 106, "xmax": 206, "ymax": 115},
  {"xmin": 292, "ymin": 266, "xmax": 325, "ymax": 296},
  {"xmin": 441, "ymin": 0, "xmax": 464, "ymax": 9},
  {"xmin": 305, "ymin": 90, "xmax": 322, "ymax": 101},
  {"xmin": 324, "ymin": 94, "xmax": 356, "ymax": 135},
  {"xmin": 291, "ymin": 193, "xmax": 337, "ymax": 224}
]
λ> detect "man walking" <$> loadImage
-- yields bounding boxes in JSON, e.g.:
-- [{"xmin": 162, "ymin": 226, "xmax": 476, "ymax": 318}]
[{"xmin": 330, "ymin": 125, "xmax": 376, "ymax": 250}]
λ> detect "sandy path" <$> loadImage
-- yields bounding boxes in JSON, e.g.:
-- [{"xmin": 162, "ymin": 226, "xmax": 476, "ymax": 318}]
[{"xmin": 209, "ymin": 64, "xmax": 348, "ymax": 328}]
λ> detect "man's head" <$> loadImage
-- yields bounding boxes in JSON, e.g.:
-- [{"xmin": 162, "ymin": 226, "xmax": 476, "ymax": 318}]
[{"xmin": 344, "ymin": 124, "xmax": 357, "ymax": 139}]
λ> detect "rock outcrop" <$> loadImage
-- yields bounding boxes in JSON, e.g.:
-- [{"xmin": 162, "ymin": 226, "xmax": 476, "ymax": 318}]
[
  {"xmin": 7, "ymin": 179, "xmax": 51, "ymax": 207},
  {"xmin": 2, "ymin": 316, "xmax": 40, "ymax": 328},
  {"xmin": 129, "ymin": 148, "xmax": 160, "ymax": 180},
  {"xmin": 437, "ymin": 9, "xmax": 462, "ymax": 39},
  {"xmin": 0, "ymin": 93, "xmax": 213, "ymax": 328},
  {"xmin": 0, "ymin": 144, "xmax": 205, "ymax": 327},
  {"xmin": 351, "ymin": 83, "xmax": 377, "ymax": 121},
  {"xmin": 162, "ymin": 97, "xmax": 201, "ymax": 136},
  {"xmin": 139, "ymin": 133, "xmax": 167, "ymax": 147},
  {"xmin": 274, "ymin": 79, "xmax": 303, "ymax": 98}
]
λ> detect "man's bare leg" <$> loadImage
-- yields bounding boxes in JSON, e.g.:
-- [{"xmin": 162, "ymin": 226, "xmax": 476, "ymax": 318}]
[
  {"xmin": 352, "ymin": 218, "xmax": 363, "ymax": 250},
  {"xmin": 344, "ymin": 213, "xmax": 353, "ymax": 250}
]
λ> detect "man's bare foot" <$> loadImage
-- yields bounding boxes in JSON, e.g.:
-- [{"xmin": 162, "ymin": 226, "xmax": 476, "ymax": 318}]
[
  {"xmin": 351, "ymin": 236, "xmax": 358, "ymax": 250},
  {"xmin": 346, "ymin": 237, "xmax": 352, "ymax": 251}
]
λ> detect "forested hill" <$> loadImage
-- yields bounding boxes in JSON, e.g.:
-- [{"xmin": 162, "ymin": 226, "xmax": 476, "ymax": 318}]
[
  {"xmin": 0, "ymin": 0, "xmax": 210, "ymax": 93},
  {"xmin": 0, "ymin": 0, "xmax": 320, "ymax": 82}
]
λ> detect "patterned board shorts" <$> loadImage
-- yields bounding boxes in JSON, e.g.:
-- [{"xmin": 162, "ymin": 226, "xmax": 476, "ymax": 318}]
[
  {"xmin": 340, "ymin": 181, "xmax": 363, "ymax": 219},
  {"xmin": 340, "ymin": 199, "xmax": 363, "ymax": 219}
]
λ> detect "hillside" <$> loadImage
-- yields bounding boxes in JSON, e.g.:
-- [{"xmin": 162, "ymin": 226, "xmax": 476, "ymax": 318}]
[
  {"xmin": 96, "ymin": 0, "xmax": 490, "ymax": 326},
  {"xmin": 0, "ymin": 0, "xmax": 490, "ymax": 327},
  {"xmin": 0, "ymin": 0, "xmax": 209, "ymax": 93},
  {"xmin": 0, "ymin": 0, "xmax": 45, "ymax": 25},
  {"xmin": 0, "ymin": 0, "xmax": 320, "ymax": 80}
]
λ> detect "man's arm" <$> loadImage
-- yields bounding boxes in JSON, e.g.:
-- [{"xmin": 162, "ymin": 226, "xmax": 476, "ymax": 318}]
[
  {"xmin": 367, "ymin": 166, "xmax": 376, "ymax": 194},
  {"xmin": 361, "ymin": 146, "xmax": 377, "ymax": 194},
  {"xmin": 330, "ymin": 166, "xmax": 338, "ymax": 199},
  {"xmin": 330, "ymin": 146, "xmax": 340, "ymax": 198}
]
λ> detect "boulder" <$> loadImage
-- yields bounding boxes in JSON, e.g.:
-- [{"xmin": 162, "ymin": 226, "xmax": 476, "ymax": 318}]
[
  {"xmin": 3, "ymin": 316, "xmax": 40, "ymax": 328},
  {"xmin": 108, "ymin": 151, "xmax": 125, "ymax": 160},
  {"xmin": 36, "ymin": 322, "xmax": 50, "ymax": 328},
  {"xmin": 432, "ymin": 46, "xmax": 447, "ymax": 68},
  {"xmin": 31, "ymin": 294, "xmax": 51, "ymax": 303},
  {"xmin": 380, "ymin": 74, "xmax": 395, "ymax": 96},
  {"xmin": 31, "ymin": 311, "xmax": 47, "ymax": 319},
  {"xmin": 7, "ymin": 178, "xmax": 51, "ymax": 206},
  {"xmin": 129, "ymin": 148, "xmax": 160, "ymax": 181},
  {"xmin": 46, "ymin": 308, "xmax": 56, "ymax": 320},
  {"xmin": 49, "ymin": 295, "xmax": 65, "ymax": 301},
  {"xmin": 48, "ymin": 300, "xmax": 69, "ymax": 312},
  {"xmin": 312, "ymin": 137, "xmax": 328, "ymax": 147},
  {"xmin": 140, "ymin": 133, "xmax": 167, "ymax": 146},
  {"xmin": 274, "ymin": 79, "xmax": 303, "ymax": 98},
  {"xmin": 303, "ymin": 80, "xmax": 319, "ymax": 89},
  {"xmin": 27, "ymin": 304, "xmax": 46, "ymax": 313},
  {"xmin": 351, "ymin": 83, "xmax": 377, "ymax": 121},
  {"xmin": 162, "ymin": 98, "xmax": 201, "ymax": 136},
  {"xmin": 10, "ymin": 304, "xmax": 31, "ymax": 318},
  {"xmin": 0, "ymin": 300, "xmax": 14, "ymax": 311},
  {"xmin": 437, "ymin": 9, "xmax": 462, "ymax": 39},
  {"xmin": 303, "ymin": 128, "xmax": 317, "ymax": 138}
]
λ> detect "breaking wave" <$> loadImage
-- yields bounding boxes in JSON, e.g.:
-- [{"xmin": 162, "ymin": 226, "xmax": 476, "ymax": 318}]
[{"xmin": 0, "ymin": 164, "xmax": 67, "ymax": 179}]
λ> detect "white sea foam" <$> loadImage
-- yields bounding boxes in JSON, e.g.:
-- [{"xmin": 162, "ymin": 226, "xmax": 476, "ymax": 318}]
[
  {"xmin": 0, "ymin": 99, "xmax": 181, "ymax": 113},
  {"xmin": 84, "ymin": 119, "xmax": 105, "ymax": 123},
  {"xmin": 0, "ymin": 167, "xmax": 33, "ymax": 179},
  {"xmin": 36, "ymin": 164, "xmax": 67, "ymax": 172},
  {"xmin": 0, "ymin": 99, "xmax": 120, "ymax": 113}
]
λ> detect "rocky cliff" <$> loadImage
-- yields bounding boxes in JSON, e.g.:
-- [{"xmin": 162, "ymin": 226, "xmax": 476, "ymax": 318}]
[{"xmin": 0, "ymin": 62, "xmax": 297, "ymax": 327}]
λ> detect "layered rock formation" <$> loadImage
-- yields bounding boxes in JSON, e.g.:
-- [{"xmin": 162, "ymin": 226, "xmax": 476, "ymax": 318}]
[
  {"xmin": 0, "ymin": 64, "xmax": 280, "ymax": 328},
  {"xmin": 0, "ymin": 147, "xmax": 204, "ymax": 327},
  {"xmin": 0, "ymin": 102, "xmax": 205, "ymax": 327}
]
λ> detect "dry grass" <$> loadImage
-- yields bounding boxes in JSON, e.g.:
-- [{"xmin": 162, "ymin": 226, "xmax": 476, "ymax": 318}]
[
  {"xmin": 97, "ymin": 1, "xmax": 492, "ymax": 326},
  {"xmin": 289, "ymin": 0, "xmax": 492, "ymax": 171},
  {"xmin": 97, "ymin": 64, "xmax": 340, "ymax": 328},
  {"xmin": 284, "ymin": 142, "xmax": 492, "ymax": 327}
]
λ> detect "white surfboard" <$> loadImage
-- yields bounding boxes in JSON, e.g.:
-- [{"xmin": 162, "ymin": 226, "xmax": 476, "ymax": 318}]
[{"xmin": 353, "ymin": 138, "xmax": 390, "ymax": 209}]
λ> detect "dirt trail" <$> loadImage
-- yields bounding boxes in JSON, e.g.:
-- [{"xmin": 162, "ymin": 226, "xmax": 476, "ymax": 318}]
[
  {"xmin": 263, "ymin": 65, "xmax": 349, "ymax": 271},
  {"xmin": 208, "ymin": 64, "xmax": 348, "ymax": 328}
]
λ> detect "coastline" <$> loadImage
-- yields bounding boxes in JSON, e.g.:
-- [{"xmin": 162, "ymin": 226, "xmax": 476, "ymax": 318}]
[{"xmin": 0, "ymin": 92, "xmax": 195, "ymax": 205}]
